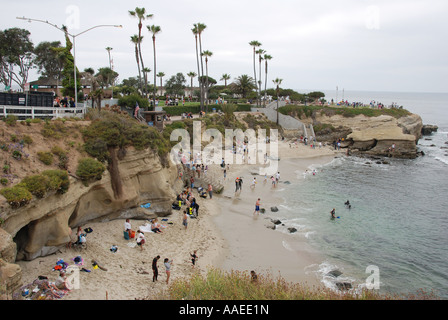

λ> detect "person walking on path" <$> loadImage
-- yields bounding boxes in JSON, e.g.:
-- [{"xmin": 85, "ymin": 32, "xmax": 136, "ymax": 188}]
[{"xmin": 152, "ymin": 255, "xmax": 160, "ymax": 282}]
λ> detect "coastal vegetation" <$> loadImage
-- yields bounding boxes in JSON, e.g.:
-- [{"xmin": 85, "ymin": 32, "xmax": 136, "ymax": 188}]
[
  {"xmin": 0, "ymin": 169, "xmax": 69, "ymax": 207},
  {"xmin": 162, "ymin": 268, "xmax": 438, "ymax": 300},
  {"xmin": 278, "ymin": 104, "xmax": 411, "ymax": 120}
]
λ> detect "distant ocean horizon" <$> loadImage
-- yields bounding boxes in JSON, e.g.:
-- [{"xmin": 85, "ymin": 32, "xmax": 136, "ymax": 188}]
[{"xmin": 275, "ymin": 89, "xmax": 448, "ymax": 298}]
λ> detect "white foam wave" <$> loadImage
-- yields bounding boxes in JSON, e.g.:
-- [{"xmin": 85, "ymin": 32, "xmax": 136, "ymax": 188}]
[
  {"xmin": 435, "ymin": 157, "xmax": 448, "ymax": 165},
  {"xmin": 282, "ymin": 240, "xmax": 294, "ymax": 251},
  {"xmin": 304, "ymin": 231, "xmax": 316, "ymax": 239}
]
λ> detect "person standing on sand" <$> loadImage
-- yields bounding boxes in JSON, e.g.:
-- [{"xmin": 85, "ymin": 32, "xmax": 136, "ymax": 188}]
[
  {"xmin": 183, "ymin": 210, "xmax": 188, "ymax": 229},
  {"xmin": 190, "ymin": 250, "xmax": 198, "ymax": 268},
  {"xmin": 235, "ymin": 177, "xmax": 240, "ymax": 192},
  {"xmin": 164, "ymin": 258, "xmax": 173, "ymax": 284},
  {"xmin": 254, "ymin": 198, "xmax": 261, "ymax": 215},
  {"xmin": 330, "ymin": 208, "xmax": 336, "ymax": 219},
  {"xmin": 208, "ymin": 184, "xmax": 213, "ymax": 199},
  {"xmin": 136, "ymin": 230, "xmax": 145, "ymax": 251},
  {"xmin": 152, "ymin": 255, "xmax": 160, "ymax": 282},
  {"xmin": 251, "ymin": 177, "xmax": 257, "ymax": 189}
]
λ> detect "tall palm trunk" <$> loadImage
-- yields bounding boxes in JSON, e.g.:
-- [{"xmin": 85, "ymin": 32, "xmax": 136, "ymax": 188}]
[
  {"xmin": 198, "ymin": 35, "xmax": 205, "ymax": 110},
  {"xmin": 258, "ymin": 54, "xmax": 263, "ymax": 107},
  {"xmin": 137, "ymin": 22, "xmax": 148, "ymax": 98},
  {"xmin": 194, "ymin": 33, "xmax": 203, "ymax": 111},
  {"xmin": 253, "ymin": 47, "xmax": 257, "ymax": 107},
  {"xmin": 205, "ymin": 57, "xmax": 209, "ymax": 109},
  {"xmin": 152, "ymin": 35, "xmax": 157, "ymax": 108},
  {"xmin": 264, "ymin": 60, "xmax": 268, "ymax": 107},
  {"xmin": 134, "ymin": 43, "xmax": 143, "ymax": 94}
]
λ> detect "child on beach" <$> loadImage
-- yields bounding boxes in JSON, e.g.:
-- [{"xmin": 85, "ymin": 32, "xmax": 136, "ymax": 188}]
[
  {"xmin": 164, "ymin": 258, "xmax": 173, "ymax": 284},
  {"xmin": 251, "ymin": 177, "xmax": 257, "ymax": 189},
  {"xmin": 254, "ymin": 198, "xmax": 261, "ymax": 215},
  {"xmin": 190, "ymin": 250, "xmax": 198, "ymax": 268},
  {"xmin": 136, "ymin": 230, "xmax": 145, "ymax": 250}
]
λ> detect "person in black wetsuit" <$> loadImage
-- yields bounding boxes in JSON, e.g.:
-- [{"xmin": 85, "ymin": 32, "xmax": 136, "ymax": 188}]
[{"xmin": 152, "ymin": 255, "xmax": 160, "ymax": 282}]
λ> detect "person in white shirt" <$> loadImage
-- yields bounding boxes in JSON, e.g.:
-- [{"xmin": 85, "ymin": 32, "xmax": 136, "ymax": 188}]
[
  {"xmin": 124, "ymin": 219, "xmax": 132, "ymax": 233},
  {"xmin": 136, "ymin": 230, "xmax": 145, "ymax": 251}
]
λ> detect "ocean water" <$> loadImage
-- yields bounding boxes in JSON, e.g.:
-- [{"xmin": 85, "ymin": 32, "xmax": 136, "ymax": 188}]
[{"xmin": 275, "ymin": 91, "xmax": 448, "ymax": 298}]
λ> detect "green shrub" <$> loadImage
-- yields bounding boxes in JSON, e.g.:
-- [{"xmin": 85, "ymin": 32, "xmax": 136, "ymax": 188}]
[
  {"xmin": 19, "ymin": 174, "xmax": 50, "ymax": 198},
  {"xmin": 0, "ymin": 178, "xmax": 8, "ymax": 186},
  {"xmin": 41, "ymin": 121, "xmax": 68, "ymax": 139},
  {"xmin": 76, "ymin": 158, "xmax": 106, "ymax": 182},
  {"xmin": 12, "ymin": 150, "xmax": 22, "ymax": 160},
  {"xmin": 42, "ymin": 170, "xmax": 70, "ymax": 194},
  {"xmin": 23, "ymin": 135, "xmax": 33, "ymax": 146},
  {"xmin": 37, "ymin": 151, "xmax": 54, "ymax": 165},
  {"xmin": 4, "ymin": 115, "xmax": 18, "ymax": 126},
  {"xmin": 0, "ymin": 185, "xmax": 33, "ymax": 208},
  {"xmin": 118, "ymin": 94, "xmax": 150, "ymax": 110}
]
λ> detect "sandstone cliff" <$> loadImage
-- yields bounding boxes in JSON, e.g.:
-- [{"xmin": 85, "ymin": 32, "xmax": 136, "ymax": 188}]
[
  {"xmin": 1, "ymin": 147, "xmax": 182, "ymax": 261},
  {"xmin": 304, "ymin": 112, "xmax": 423, "ymax": 158}
]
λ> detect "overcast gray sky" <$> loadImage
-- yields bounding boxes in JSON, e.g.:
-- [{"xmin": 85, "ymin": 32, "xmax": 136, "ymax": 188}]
[{"xmin": 3, "ymin": 0, "xmax": 448, "ymax": 93}]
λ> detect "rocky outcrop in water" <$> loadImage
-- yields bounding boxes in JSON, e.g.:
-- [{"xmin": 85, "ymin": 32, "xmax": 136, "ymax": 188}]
[
  {"xmin": 311, "ymin": 113, "xmax": 423, "ymax": 159},
  {"xmin": 421, "ymin": 124, "xmax": 438, "ymax": 135}
]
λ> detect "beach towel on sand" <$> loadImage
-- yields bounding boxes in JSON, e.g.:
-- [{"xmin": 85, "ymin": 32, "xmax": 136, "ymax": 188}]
[{"xmin": 138, "ymin": 223, "xmax": 154, "ymax": 233}]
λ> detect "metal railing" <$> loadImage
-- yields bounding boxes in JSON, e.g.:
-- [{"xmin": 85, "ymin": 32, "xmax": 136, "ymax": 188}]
[{"xmin": 0, "ymin": 104, "xmax": 87, "ymax": 119}]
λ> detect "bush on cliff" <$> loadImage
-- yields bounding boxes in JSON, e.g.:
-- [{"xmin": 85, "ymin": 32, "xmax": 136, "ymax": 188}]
[
  {"xmin": 76, "ymin": 158, "xmax": 106, "ymax": 184},
  {"xmin": 37, "ymin": 151, "xmax": 54, "ymax": 165},
  {"xmin": 18, "ymin": 174, "xmax": 50, "ymax": 198},
  {"xmin": 42, "ymin": 170, "xmax": 70, "ymax": 194},
  {"xmin": 0, "ymin": 185, "xmax": 32, "ymax": 208}
]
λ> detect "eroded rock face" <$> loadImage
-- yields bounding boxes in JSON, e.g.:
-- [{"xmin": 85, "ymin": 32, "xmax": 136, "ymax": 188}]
[
  {"xmin": 313, "ymin": 113, "xmax": 423, "ymax": 158},
  {"xmin": 0, "ymin": 148, "xmax": 183, "ymax": 261}
]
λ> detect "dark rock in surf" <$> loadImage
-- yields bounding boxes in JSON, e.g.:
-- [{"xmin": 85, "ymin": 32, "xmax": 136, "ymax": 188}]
[
  {"xmin": 327, "ymin": 270, "xmax": 343, "ymax": 278},
  {"xmin": 335, "ymin": 282, "xmax": 353, "ymax": 291},
  {"xmin": 287, "ymin": 227, "xmax": 297, "ymax": 233},
  {"xmin": 421, "ymin": 124, "xmax": 438, "ymax": 135}
]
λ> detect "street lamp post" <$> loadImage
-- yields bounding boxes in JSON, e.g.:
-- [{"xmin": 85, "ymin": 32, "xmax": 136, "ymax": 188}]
[{"xmin": 16, "ymin": 17, "xmax": 122, "ymax": 108}]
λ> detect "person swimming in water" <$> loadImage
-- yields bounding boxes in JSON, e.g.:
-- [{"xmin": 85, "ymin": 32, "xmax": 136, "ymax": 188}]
[
  {"xmin": 330, "ymin": 208, "xmax": 336, "ymax": 219},
  {"xmin": 344, "ymin": 200, "xmax": 351, "ymax": 210}
]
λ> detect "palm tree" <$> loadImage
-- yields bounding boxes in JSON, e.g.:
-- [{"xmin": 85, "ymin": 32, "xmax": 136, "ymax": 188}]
[
  {"xmin": 105, "ymin": 47, "xmax": 113, "ymax": 69},
  {"xmin": 130, "ymin": 35, "xmax": 143, "ymax": 94},
  {"xmin": 193, "ymin": 23, "xmax": 207, "ymax": 111},
  {"xmin": 187, "ymin": 71, "xmax": 197, "ymax": 100},
  {"xmin": 143, "ymin": 67, "xmax": 151, "ymax": 95},
  {"xmin": 256, "ymin": 48, "xmax": 265, "ymax": 107},
  {"xmin": 220, "ymin": 73, "xmax": 231, "ymax": 87},
  {"xmin": 129, "ymin": 7, "xmax": 153, "ymax": 97},
  {"xmin": 147, "ymin": 24, "xmax": 161, "ymax": 107},
  {"xmin": 249, "ymin": 40, "xmax": 262, "ymax": 106},
  {"xmin": 192, "ymin": 25, "xmax": 202, "ymax": 110},
  {"xmin": 272, "ymin": 78, "xmax": 283, "ymax": 125},
  {"xmin": 233, "ymin": 74, "xmax": 256, "ymax": 98},
  {"xmin": 157, "ymin": 72, "xmax": 165, "ymax": 96},
  {"xmin": 202, "ymin": 50, "xmax": 213, "ymax": 109},
  {"xmin": 263, "ymin": 54, "xmax": 272, "ymax": 107},
  {"xmin": 105, "ymin": 47, "xmax": 115, "ymax": 98}
]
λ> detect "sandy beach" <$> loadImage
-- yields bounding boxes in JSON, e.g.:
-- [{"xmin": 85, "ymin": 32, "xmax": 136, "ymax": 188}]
[{"xmin": 16, "ymin": 140, "xmax": 342, "ymax": 300}]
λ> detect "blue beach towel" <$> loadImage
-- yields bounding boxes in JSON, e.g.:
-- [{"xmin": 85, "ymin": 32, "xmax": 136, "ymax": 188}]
[{"xmin": 140, "ymin": 203, "xmax": 151, "ymax": 209}]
